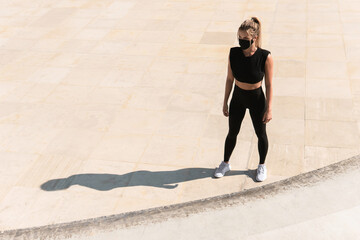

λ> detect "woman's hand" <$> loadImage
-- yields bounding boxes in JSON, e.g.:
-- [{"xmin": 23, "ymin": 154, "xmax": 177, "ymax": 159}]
[
  {"xmin": 223, "ymin": 103, "xmax": 229, "ymax": 117},
  {"xmin": 262, "ymin": 109, "xmax": 272, "ymax": 123}
]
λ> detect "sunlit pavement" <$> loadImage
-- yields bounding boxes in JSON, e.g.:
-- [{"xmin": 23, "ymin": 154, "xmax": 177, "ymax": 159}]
[{"xmin": 0, "ymin": 0, "xmax": 359, "ymax": 237}]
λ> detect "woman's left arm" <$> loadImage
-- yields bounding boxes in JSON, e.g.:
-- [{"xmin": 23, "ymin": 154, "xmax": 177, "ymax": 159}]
[{"xmin": 263, "ymin": 53, "xmax": 274, "ymax": 123}]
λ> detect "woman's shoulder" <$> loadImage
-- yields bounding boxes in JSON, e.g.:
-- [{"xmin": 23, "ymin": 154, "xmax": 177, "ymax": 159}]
[
  {"xmin": 259, "ymin": 47, "xmax": 271, "ymax": 55},
  {"xmin": 258, "ymin": 47, "xmax": 271, "ymax": 62},
  {"xmin": 230, "ymin": 46, "xmax": 241, "ymax": 52},
  {"xmin": 229, "ymin": 47, "xmax": 241, "ymax": 59}
]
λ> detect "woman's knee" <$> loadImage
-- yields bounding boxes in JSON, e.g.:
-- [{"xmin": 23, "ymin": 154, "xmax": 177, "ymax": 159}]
[
  {"xmin": 254, "ymin": 126, "xmax": 267, "ymax": 140},
  {"xmin": 227, "ymin": 128, "xmax": 240, "ymax": 139}
]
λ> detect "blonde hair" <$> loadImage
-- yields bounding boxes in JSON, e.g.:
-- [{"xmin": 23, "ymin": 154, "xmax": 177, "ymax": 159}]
[{"xmin": 238, "ymin": 17, "xmax": 262, "ymax": 47}]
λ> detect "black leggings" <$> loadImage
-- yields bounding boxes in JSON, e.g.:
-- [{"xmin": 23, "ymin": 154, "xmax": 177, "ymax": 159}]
[{"xmin": 224, "ymin": 84, "xmax": 268, "ymax": 164}]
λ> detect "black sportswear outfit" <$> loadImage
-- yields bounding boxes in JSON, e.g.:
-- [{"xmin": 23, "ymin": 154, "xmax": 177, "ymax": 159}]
[{"xmin": 224, "ymin": 46, "xmax": 270, "ymax": 164}]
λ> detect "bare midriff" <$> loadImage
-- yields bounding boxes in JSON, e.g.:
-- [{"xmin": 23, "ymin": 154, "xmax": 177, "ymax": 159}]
[{"xmin": 234, "ymin": 79, "xmax": 262, "ymax": 90}]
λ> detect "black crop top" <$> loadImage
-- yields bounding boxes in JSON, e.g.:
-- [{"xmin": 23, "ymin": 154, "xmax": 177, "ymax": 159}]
[{"xmin": 229, "ymin": 47, "xmax": 271, "ymax": 84}]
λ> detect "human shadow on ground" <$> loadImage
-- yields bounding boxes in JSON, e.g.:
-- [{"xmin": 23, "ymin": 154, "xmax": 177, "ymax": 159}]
[{"xmin": 41, "ymin": 168, "xmax": 258, "ymax": 191}]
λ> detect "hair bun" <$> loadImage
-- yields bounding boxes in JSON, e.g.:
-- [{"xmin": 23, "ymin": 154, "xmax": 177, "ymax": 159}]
[{"xmin": 251, "ymin": 17, "xmax": 259, "ymax": 24}]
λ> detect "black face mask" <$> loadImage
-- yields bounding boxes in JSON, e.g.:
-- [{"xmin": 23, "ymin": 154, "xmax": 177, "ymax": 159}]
[{"xmin": 238, "ymin": 39, "xmax": 254, "ymax": 49}]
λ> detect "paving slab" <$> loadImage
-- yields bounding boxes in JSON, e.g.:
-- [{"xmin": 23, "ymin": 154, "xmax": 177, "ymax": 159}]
[{"xmin": 0, "ymin": 0, "xmax": 360, "ymax": 235}]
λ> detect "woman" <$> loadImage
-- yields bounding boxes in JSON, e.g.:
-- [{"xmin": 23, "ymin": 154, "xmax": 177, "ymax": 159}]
[{"xmin": 214, "ymin": 17, "xmax": 273, "ymax": 182}]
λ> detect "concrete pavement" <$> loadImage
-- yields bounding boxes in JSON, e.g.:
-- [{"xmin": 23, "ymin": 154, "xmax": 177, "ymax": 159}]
[
  {"xmin": 0, "ymin": 0, "xmax": 360, "ymax": 237},
  {"xmin": 2, "ymin": 155, "xmax": 360, "ymax": 239}
]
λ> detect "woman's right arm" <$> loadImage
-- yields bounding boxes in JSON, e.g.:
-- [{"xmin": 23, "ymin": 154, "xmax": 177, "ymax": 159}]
[{"xmin": 223, "ymin": 54, "xmax": 234, "ymax": 117}]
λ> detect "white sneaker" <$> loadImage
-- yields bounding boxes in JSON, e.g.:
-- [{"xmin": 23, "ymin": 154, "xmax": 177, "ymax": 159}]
[
  {"xmin": 256, "ymin": 164, "xmax": 267, "ymax": 182},
  {"xmin": 214, "ymin": 161, "xmax": 231, "ymax": 178}
]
